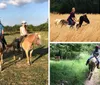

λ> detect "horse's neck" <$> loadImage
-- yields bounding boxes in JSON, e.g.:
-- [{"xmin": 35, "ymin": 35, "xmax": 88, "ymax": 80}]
[
  {"xmin": 27, "ymin": 34, "xmax": 36, "ymax": 43},
  {"xmin": 90, "ymin": 57, "xmax": 97, "ymax": 63}
]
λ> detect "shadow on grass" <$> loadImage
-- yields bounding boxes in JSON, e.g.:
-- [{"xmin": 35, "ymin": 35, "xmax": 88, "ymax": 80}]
[
  {"xmin": 31, "ymin": 46, "xmax": 48, "ymax": 63},
  {"xmin": 2, "ymin": 46, "xmax": 48, "ymax": 71}
]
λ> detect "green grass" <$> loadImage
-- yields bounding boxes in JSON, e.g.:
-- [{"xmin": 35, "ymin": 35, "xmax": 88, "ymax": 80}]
[
  {"xmin": 50, "ymin": 53, "xmax": 89, "ymax": 85},
  {"xmin": 0, "ymin": 31, "xmax": 48, "ymax": 85}
]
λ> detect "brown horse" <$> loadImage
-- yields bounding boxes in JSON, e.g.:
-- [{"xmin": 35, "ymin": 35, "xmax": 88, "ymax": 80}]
[
  {"xmin": 20, "ymin": 33, "xmax": 41, "ymax": 65},
  {"xmin": 87, "ymin": 57, "xmax": 98, "ymax": 80}
]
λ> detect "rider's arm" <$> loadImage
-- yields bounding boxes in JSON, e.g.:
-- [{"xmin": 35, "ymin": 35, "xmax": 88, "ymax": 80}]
[
  {"xmin": 2, "ymin": 29, "xmax": 4, "ymax": 35},
  {"xmin": 1, "ymin": 25, "xmax": 4, "ymax": 35}
]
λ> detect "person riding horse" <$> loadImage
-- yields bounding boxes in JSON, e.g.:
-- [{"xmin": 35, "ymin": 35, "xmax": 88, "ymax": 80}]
[
  {"xmin": 86, "ymin": 45, "xmax": 100, "ymax": 69},
  {"xmin": 67, "ymin": 7, "xmax": 76, "ymax": 27},
  {"xmin": 19, "ymin": 21, "xmax": 28, "ymax": 43},
  {"xmin": 67, "ymin": 8, "xmax": 90, "ymax": 28},
  {"xmin": 0, "ymin": 21, "xmax": 8, "ymax": 50}
]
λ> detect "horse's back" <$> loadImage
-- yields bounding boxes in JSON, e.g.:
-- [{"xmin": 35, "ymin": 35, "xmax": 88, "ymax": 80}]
[
  {"xmin": 90, "ymin": 57, "xmax": 97, "ymax": 63},
  {"xmin": 89, "ymin": 57, "xmax": 97, "ymax": 71}
]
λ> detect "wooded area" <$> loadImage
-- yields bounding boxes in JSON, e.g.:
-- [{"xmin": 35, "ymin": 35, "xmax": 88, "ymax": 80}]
[
  {"xmin": 4, "ymin": 22, "xmax": 48, "ymax": 32},
  {"xmin": 50, "ymin": 0, "xmax": 99, "ymax": 13},
  {"xmin": 50, "ymin": 44, "xmax": 99, "ymax": 59},
  {"xmin": 50, "ymin": 44, "xmax": 100, "ymax": 85}
]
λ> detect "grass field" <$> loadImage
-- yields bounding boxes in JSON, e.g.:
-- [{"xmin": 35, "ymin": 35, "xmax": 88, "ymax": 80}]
[
  {"xmin": 50, "ymin": 13, "xmax": 100, "ymax": 42},
  {"xmin": 50, "ymin": 53, "xmax": 90, "ymax": 85},
  {"xmin": 0, "ymin": 31, "xmax": 48, "ymax": 85}
]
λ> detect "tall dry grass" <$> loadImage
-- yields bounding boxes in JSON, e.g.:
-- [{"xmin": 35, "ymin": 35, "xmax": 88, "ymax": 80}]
[{"xmin": 50, "ymin": 13, "xmax": 100, "ymax": 42}]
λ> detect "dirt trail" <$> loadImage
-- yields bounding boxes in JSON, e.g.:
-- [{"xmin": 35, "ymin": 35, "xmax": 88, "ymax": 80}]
[
  {"xmin": 50, "ymin": 14, "xmax": 100, "ymax": 42},
  {"xmin": 84, "ymin": 68, "xmax": 100, "ymax": 85}
]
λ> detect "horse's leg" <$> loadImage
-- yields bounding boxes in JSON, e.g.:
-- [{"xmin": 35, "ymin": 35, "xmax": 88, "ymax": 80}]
[
  {"xmin": 13, "ymin": 47, "xmax": 16, "ymax": 61},
  {"xmin": 1, "ymin": 54, "xmax": 3, "ymax": 64},
  {"xmin": 25, "ymin": 50, "xmax": 30, "ymax": 65},
  {"xmin": 79, "ymin": 16, "xmax": 84, "ymax": 27},
  {"xmin": 0, "ymin": 53, "xmax": 3, "ymax": 71},
  {"xmin": 30, "ymin": 50, "xmax": 33, "ymax": 58}
]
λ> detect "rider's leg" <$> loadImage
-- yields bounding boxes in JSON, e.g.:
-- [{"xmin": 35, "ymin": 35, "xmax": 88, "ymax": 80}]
[
  {"xmin": 68, "ymin": 19, "xmax": 75, "ymax": 27},
  {"xmin": 1, "ymin": 35, "xmax": 7, "ymax": 49},
  {"xmin": 86, "ymin": 56, "xmax": 94, "ymax": 65},
  {"xmin": 95, "ymin": 57, "xmax": 100, "ymax": 69}
]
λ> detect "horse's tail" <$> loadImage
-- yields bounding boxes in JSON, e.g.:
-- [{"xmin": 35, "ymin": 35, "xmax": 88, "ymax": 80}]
[{"xmin": 7, "ymin": 38, "xmax": 17, "ymax": 48}]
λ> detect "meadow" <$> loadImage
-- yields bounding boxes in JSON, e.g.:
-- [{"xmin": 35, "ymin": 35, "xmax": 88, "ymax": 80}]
[
  {"xmin": 50, "ymin": 13, "xmax": 100, "ymax": 42},
  {"xmin": 0, "ymin": 31, "xmax": 48, "ymax": 85}
]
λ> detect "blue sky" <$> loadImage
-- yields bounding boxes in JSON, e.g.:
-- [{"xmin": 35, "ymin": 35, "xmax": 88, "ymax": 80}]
[{"xmin": 0, "ymin": 0, "xmax": 48, "ymax": 26}]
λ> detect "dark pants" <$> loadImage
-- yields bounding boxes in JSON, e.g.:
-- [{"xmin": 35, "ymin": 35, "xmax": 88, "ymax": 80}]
[
  {"xmin": 67, "ymin": 19, "xmax": 75, "ymax": 26},
  {"xmin": 19, "ymin": 35, "xmax": 27, "ymax": 43}
]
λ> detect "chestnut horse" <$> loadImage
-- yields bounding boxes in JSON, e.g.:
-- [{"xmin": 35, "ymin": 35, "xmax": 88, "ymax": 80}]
[{"xmin": 20, "ymin": 33, "xmax": 41, "ymax": 65}]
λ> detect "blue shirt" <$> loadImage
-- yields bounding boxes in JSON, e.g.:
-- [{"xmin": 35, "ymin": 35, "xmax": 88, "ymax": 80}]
[{"xmin": 0, "ymin": 23, "xmax": 4, "ymax": 36}]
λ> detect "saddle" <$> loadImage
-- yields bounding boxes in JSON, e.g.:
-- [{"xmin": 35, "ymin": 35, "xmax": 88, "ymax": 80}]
[{"xmin": 13, "ymin": 35, "xmax": 27, "ymax": 49}]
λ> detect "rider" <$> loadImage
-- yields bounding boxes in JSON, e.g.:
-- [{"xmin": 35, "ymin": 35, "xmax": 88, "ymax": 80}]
[
  {"xmin": 86, "ymin": 45, "xmax": 100, "ymax": 68},
  {"xmin": 19, "ymin": 21, "xmax": 28, "ymax": 43},
  {"xmin": 0, "ymin": 20, "xmax": 7, "ymax": 50},
  {"xmin": 67, "ymin": 7, "xmax": 76, "ymax": 27}
]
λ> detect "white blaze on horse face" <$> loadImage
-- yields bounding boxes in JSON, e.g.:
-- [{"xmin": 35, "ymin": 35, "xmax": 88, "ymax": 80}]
[{"xmin": 38, "ymin": 34, "xmax": 41, "ymax": 39}]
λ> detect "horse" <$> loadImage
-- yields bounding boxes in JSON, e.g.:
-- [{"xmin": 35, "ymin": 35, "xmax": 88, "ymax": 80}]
[
  {"xmin": 11, "ymin": 33, "xmax": 41, "ymax": 65},
  {"xmin": 87, "ymin": 57, "xmax": 98, "ymax": 80},
  {"xmin": 55, "ymin": 14, "xmax": 90, "ymax": 29},
  {"xmin": 76, "ymin": 14, "xmax": 90, "ymax": 28},
  {"xmin": 54, "ymin": 19, "xmax": 68, "ymax": 28}
]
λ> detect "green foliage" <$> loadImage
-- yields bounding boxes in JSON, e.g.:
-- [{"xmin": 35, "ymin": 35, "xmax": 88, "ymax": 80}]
[
  {"xmin": 4, "ymin": 22, "xmax": 48, "ymax": 32},
  {"xmin": 50, "ymin": 44, "xmax": 99, "ymax": 59},
  {"xmin": 50, "ymin": 53, "xmax": 89, "ymax": 85},
  {"xmin": 50, "ymin": 0, "xmax": 99, "ymax": 13}
]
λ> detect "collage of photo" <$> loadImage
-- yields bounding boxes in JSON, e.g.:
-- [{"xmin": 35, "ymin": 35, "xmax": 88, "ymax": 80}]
[{"xmin": 0, "ymin": 0, "xmax": 100, "ymax": 85}]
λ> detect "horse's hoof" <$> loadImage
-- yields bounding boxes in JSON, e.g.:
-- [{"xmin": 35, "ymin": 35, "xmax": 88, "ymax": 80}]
[{"xmin": 27, "ymin": 62, "xmax": 31, "ymax": 65}]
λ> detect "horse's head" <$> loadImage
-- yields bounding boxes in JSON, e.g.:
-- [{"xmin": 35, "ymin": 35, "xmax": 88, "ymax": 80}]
[
  {"xmin": 34, "ymin": 33, "xmax": 41, "ymax": 46},
  {"xmin": 83, "ymin": 14, "xmax": 90, "ymax": 24}
]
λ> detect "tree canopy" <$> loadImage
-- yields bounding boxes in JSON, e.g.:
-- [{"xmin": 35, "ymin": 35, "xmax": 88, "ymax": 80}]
[
  {"xmin": 50, "ymin": 44, "xmax": 99, "ymax": 59},
  {"xmin": 4, "ymin": 22, "xmax": 48, "ymax": 32},
  {"xmin": 50, "ymin": 0, "xmax": 99, "ymax": 14}
]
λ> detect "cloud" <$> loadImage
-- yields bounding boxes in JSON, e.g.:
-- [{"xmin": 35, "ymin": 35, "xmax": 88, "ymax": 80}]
[
  {"xmin": 0, "ymin": 2, "xmax": 7, "ymax": 9},
  {"xmin": 33, "ymin": 0, "xmax": 48, "ymax": 3},
  {"xmin": 8, "ymin": 0, "xmax": 32, "ymax": 6},
  {"xmin": 8, "ymin": 0, "xmax": 48, "ymax": 6}
]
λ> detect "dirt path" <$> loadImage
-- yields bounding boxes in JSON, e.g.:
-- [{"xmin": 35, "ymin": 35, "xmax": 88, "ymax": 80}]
[{"xmin": 84, "ymin": 68, "xmax": 100, "ymax": 85}]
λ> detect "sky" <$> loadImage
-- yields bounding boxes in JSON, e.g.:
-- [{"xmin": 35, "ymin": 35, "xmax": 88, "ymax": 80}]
[{"xmin": 0, "ymin": 0, "xmax": 48, "ymax": 26}]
